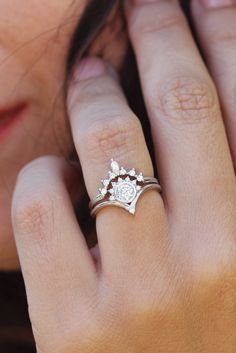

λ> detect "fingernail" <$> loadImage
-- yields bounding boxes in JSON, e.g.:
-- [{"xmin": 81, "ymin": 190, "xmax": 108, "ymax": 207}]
[
  {"xmin": 201, "ymin": 0, "xmax": 234, "ymax": 8},
  {"xmin": 73, "ymin": 57, "xmax": 119, "ymax": 83},
  {"xmin": 73, "ymin": 57, "xmax": 107, "ymax": 81}
]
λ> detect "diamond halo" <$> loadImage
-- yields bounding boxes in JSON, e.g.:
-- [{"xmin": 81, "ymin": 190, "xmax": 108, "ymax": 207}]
[
  {"xmin": 99, "ymin": 160, "xmax": 143, "ymax": 208},
  {"xmin": 90, "ymin": 159, "xmax": 162, "ymax": 216}
]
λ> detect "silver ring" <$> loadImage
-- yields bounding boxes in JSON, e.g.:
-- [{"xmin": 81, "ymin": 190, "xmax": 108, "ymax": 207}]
[{"xmin": 89, "ymin": 160, "xmax": 162, "ymax": 217}]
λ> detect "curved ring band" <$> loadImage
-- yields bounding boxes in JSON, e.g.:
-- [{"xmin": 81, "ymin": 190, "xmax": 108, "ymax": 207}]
[{"xmin": 89, "ymin": 160, "xmax": 162, "ymax": 217}]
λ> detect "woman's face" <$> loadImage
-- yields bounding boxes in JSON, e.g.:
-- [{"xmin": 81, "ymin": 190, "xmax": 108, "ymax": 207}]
[{"xmin": 0, "ymin": 1, "xmax": 126, "ymax": 270}]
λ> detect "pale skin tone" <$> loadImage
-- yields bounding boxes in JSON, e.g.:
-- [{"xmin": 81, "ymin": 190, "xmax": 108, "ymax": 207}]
[
  {"xmin": 0, "ymin": 0, "xmax": 126, "ymax": 269},
  {"xmin": 3, "ymin": 0, "xmax": 236, "ymax": 351}
]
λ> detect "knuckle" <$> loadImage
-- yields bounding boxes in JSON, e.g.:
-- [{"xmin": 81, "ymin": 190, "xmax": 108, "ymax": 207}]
[
  {"xmin": 81, "ymin": 114, "xmax": 141, "ymax": 160},
  {"xmin": 153, "ymin": 76, "xmax": 218, "ymax": 129},
  {"xmin": 129, "ymin": 3, "xmax": 184, "ymax": 38},
  {"xmin": 13, "ymin": 193, "xmax": 54, "ymax": 237},
  {"xmin": 211, "ymin": 31, "xmax": 236, "ymax": 46},
  {"xmin": 68, "ymin": 77, "xmax": 122, "ymax": 114},
  {"xmin": 205, "ymin": 19, "xmax": 236, "ymax": 46}
]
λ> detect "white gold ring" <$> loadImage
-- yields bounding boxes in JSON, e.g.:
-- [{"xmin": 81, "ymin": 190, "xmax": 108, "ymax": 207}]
[{"xmin": 89, "ymin": 159, "xmax": 162, "ymax": 217}]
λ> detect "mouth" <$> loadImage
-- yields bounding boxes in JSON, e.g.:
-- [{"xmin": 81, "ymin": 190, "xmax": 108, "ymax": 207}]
[{"xmin": 0, "ymin": 102, "xmax": 28, "ymax": 142}]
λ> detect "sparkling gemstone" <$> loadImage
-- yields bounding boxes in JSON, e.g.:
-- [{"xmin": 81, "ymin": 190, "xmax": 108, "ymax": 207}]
[
  {"xmin": 109, "ymin": 171, "xmax": 116, "ymax": 179},
  {"xmin": 100, "ymin": 188, "xmax": 107, "ymax": 196},
  {"xmin": 114, "ymin": 181, "xmax": 137, "ymax": 203},
  {"xmin": 137, "ymin": 173, "xmax": 144, "ymax": 182},
  {"xmin": 103, "ymin": 179, "xmax": 109, "ymax": 187},
  {"xmin": 111, "ymin": 160, "xmax": 120, "ymax": 175},
  {"xmin": 129, "ymin": 169, "xmax": 136, "ymax": 176}
]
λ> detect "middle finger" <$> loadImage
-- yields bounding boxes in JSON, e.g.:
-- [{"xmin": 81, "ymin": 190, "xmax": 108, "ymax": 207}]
[{"xmin": 126, "ymin": 0, "xmax": 236, "ymax": 210}]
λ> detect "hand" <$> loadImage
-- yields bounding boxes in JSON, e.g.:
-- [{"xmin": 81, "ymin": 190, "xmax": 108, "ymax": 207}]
[{"xmin": 11, "ymin": 1, "xmax": 236, "ymax": 352}]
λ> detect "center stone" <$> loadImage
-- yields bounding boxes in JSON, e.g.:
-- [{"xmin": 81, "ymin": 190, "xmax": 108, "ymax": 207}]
[{"xmin": 114, "ymin": 181, "xmax": 137, "ymax": 203}]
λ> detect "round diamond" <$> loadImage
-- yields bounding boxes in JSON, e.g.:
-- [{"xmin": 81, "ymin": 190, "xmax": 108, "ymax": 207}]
[{"xmin": 114, "ymin": 181, "xmax": 137, "ymax": 203}]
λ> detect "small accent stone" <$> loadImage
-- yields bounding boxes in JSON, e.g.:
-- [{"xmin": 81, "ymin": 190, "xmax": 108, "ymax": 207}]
[
  {"xmin": 109, "ymin": 171, "xmax": 116, "ymax": 179},
  {"xmin": 103, "ymin": 179, "xmax": 110, "ymax": 187},
  {"xmin": 109, "ymin": 195, "xmax": 115, "ymax": 201},
  {"xmin": 137, "ymin": 173, "xmax": 144, "ymax": 182},
  {"xmin": 136, "ymin": 185, "xmax": 141, "ymax": 191},
  {"xmin": 111, "ymin": 160, "xmax": 120, "ymax": 175},
  {"xmin": 120, "ymin": 168, "xmax": 126, "ymax": 175},
  {"xmin": 108, "ymin": 189, "xmax": 114, "ymax": 194},
  {"xmin": 129, "ymin": 169, "xmax": 136, "ymax": 176},
  {"xmin": 125, "ymin": 176, "xmax": 130, "ymax": 182},
  {"xmin": 100, "ymin": 188, "xmax": 107, "ymax": 196}
]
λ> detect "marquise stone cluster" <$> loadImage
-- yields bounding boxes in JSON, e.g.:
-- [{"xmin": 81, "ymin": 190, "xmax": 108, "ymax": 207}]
[{"xmin": 99, "ymin": 160, "xmax": 144, "ymax": 204}]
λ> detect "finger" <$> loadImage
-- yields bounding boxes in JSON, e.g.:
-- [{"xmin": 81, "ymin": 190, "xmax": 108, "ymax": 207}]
[
  {"xmin": 126, "ymin": 0, "xmax": 236, "ymax": 209},
  {"xmin": 11, "ymin": 156, "xmax": 97, "ymax": 333},
  {"xmin": 67, "ymin": 57, "xmax": 168, "ymax": 272},
  {"xmin": 191, "ymin": 0, "xmax": 236, "ymax": 167}
]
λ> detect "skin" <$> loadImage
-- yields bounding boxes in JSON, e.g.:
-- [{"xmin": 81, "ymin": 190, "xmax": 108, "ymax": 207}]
[
  {"xmin": 0, "ymin": 0, "xmax": 127, "ymax": 270},
  {"xmin": 3, "ymin": 0, "xmax": 236, "ymax": 351}
]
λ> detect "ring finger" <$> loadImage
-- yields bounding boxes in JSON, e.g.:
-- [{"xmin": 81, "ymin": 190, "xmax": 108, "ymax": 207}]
[{"xmin": 67, "ymin": 57, "xmax": 168, "ymax": 274}]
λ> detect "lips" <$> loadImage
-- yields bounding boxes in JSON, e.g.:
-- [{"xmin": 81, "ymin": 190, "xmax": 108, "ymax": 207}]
[{"xmin": 0, "ymin": 102, "xmax": 28, "ymax": 142}]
